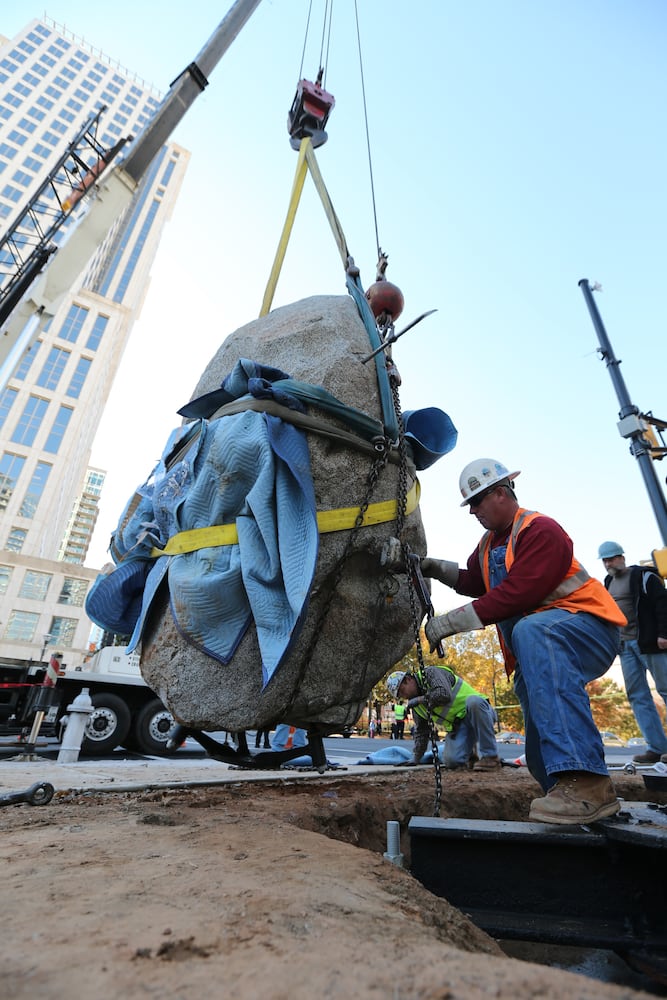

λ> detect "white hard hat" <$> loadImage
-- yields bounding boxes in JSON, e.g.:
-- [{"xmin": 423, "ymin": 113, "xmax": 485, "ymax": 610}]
[
  {"xmin": 459, "ymin": 458, "xmax": 520, "ymax": 506},
  {"xmin": 386, "ymin": 671, "xmax": 408, "ymax": 700}
]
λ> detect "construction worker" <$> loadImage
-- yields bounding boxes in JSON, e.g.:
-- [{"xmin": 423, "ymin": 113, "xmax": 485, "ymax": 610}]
[
  {"xmin": 598, "ymin": 541, "xmax": 667, "ymax": 764},
  {"xmin": 419, "ymin": 458, "xmax": 627, "ymax": 825},
  {"xmin": 393, "ymin": 700, "xmax": 407, "ymax": 739},
  {"xmin": 386, "ymin": 666, "xmax": 500, "ymax": 771}
]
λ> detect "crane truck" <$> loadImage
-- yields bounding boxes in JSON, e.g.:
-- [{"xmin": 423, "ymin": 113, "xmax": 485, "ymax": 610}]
[{"xmin": 0, "ymin": 647, "xmax": 176, "ymax": 755}]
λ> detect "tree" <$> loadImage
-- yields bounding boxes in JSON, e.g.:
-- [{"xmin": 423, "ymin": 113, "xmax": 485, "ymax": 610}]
[{"xmin": 587, "ymin": 677, "xmax": 641, "ymax": 739}]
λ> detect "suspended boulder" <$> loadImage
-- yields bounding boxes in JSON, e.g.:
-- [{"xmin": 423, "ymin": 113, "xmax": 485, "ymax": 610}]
[{"xmin": 126, "ymin": 294, "xmax": 434, "ymax": 733}]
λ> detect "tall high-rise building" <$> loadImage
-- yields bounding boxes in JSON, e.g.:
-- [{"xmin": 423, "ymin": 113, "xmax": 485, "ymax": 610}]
[{"xmin": 0, "ymin": 17, "xmax": 190, "ymax": 667}]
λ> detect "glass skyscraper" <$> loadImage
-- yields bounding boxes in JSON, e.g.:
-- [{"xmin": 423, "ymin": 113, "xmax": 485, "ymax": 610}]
[{"xmin": 0, "ymin": 17, "xmax": 190, "ymax": 666}]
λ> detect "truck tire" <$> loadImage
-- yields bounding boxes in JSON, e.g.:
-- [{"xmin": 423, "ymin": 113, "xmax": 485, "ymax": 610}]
[
  {"xmin": 125, "ymin": 698, "xmax": 176, "ymax": 756},
  {"xmin": 82, "ymin": 692, "xmax": 131, "ymax": 755}
]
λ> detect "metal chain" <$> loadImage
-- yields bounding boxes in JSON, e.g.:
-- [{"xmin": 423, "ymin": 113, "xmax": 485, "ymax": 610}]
[{"xmin": 389, "ymin": 367, "xmax": 442, "ymax": 817}]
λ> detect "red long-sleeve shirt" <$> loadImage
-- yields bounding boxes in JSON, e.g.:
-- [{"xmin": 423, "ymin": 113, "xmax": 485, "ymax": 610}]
[{"xmin": 455, "ymin": 514, "xmax": 574, "ymax": 626}]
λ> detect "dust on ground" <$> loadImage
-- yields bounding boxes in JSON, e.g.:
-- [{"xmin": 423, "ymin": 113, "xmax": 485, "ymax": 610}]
[{"xmin": 1, "ymin": 765, "xmax": 663, "ymax": 999}]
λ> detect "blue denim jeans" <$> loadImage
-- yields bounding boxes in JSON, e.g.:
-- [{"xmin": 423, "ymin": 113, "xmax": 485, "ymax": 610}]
[
  {"xmin": 509, "ymin": 609, "xmax": 620, "ymax": 791},
  {"xmin": 620, "ymin": 640, "xmax": 667, "ymax": 754},
  {"xmin": 443, "ymin": 696, "xmax": 498, "ymax": 767}
]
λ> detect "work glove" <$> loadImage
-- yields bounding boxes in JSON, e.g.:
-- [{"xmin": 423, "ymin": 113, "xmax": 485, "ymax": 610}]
[
  {"xmin": 406, "ymin": 696, "xmax": 426, "ymax": 710},
  {"xmin": 425, "ymin": 603, "xmax": 483, "ymax": 651},
  {"xmin": 420, "ymin": 557, "xmax": 459, "ymax": 588},
  {"xmin": 380, "ymin": 536, "xmax": 405, "ymax": 571}
]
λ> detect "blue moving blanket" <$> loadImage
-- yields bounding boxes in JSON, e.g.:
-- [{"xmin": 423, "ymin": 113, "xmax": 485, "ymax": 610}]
[{"xmin": 87, "ymin": 361, "xmax": 319, "ymax": 688}]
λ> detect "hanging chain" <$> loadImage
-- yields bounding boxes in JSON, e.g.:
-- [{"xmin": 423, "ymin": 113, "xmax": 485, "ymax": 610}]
[{"xmin": 388, "ymin": 365, "xmax": 442, "ymax": 817}]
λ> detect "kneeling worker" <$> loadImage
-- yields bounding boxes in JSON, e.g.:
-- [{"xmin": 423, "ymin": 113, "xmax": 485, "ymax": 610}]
[{"xmin": 386, "ymin": 665, "xmax": 500, "ymax": 771}]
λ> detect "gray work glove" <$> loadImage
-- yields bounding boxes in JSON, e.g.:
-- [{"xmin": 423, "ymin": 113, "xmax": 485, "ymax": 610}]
[
  {"xmin": 380, "ymin": 536, "xmax": 405, "ymax": 571},
  {"xmin": 425, "ymin": 603, "xmax": 484, "ymax": 651},
  {"xmin": 406, "ymin": 696, "xmax": 426, "ymax": 710},
  {"xmin": 420, "ymin": 557, "xmax": 460, "ymax": 588}
]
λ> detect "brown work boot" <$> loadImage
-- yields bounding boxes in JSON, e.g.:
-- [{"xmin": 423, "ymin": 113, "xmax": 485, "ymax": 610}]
[
  {"xmin": 529, "ymin": 771, "xmax": 620, "ymax": 825},
  {"xmin": 633, "ymin": 750, "xmax": 662, "ymax": 764},
  {"xmin": 473, "ymin": 755, "xmax": 501, "ymax": 772}
]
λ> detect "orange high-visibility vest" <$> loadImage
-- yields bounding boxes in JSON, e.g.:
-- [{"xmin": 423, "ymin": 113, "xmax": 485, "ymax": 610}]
[{"xmin": 478, "ymin": 508, "xmax": 626, "ymax": 674}]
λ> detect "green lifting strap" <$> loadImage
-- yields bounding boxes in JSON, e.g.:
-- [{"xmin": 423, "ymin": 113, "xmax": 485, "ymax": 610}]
[
  {"xmin": 345, "ymin": 272, "xmax": 399, "ymax": 441},
  {"xmin": 271, "ymin": 378, "xmax": 385, "ymax": 442}
]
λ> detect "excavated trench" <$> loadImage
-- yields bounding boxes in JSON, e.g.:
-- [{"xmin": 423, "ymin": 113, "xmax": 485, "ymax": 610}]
[
  {"xmin": 55, "ymin": 766, "xmax": 667, "ymax": 996},
  {"xmin": 179, "ymin": 767, "xmax": 666, "ymax": 997}
]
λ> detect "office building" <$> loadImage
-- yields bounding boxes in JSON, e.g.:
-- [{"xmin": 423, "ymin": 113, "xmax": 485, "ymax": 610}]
[{"xmin": 0, "ymin": 17, "xmax": 190, "ymax": 666}]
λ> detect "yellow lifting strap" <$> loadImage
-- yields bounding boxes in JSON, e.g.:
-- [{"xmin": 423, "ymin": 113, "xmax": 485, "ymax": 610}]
[
  {"xmin": 149, "ymin": 479, "xmax": 420, "ymax": 558},
  {"xmin": 260, "ymin": 137, "xmax": 349, "ymax": 317}
]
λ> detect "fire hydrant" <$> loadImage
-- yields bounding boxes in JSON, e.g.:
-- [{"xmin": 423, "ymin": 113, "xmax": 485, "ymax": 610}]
[{"xmin": 57, "ymin": 688, "xmax": 93, "ymax": 763}]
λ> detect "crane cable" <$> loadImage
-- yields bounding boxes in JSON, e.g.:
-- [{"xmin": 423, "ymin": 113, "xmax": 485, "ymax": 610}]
[
  {"xmin": 353, "ymin": 0, "xmax": 381, "ymax": 263},
  {"xmin": 298, "ymin": 0, "xmax": 333, "ymax": 84}
]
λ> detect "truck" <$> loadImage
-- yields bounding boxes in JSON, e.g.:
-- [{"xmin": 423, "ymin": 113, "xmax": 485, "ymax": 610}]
[{"xmin": 0, "ymin": 648, "xmax": 176, "ymax": 756}]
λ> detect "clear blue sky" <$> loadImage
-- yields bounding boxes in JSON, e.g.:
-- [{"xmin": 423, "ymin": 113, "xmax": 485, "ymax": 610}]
[{"xmin": 6, "ymin": 2, "xmax": 667, "ymax": 610}]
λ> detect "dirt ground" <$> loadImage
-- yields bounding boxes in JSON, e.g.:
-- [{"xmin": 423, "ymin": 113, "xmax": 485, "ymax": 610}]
[{"xmin": 1, "ymin": 765, "xmax": 664, "ymax": 999}]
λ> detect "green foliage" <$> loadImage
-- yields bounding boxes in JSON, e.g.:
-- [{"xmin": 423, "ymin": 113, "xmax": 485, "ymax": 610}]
[{"xmin": 586, "ymin": 677, "xmax": 643, "ymax": 739}]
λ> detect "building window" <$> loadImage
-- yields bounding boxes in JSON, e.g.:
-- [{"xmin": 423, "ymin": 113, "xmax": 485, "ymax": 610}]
[
  {"xmin": 13, "ymin": 342, "xmax": 40, "ymax": 381},
  {"xmin": 22, "ymin": 155, "xmax": 41, "ymax": 173},
  {"xmin": 19, "ymin": 570, "xmax": 52, "ymax": 601},
  {"xmin": 85, "ymin": 314, "xmax": 108, "ymax": 350},
  {"xmin": 58, "ymin": 304, "xmax": 88, "ymax": 344},
  {"xmin": 5, "ymin": 527, "xmax": 28, "ymax": 553},
  {"xmin": 49, "ymin": 616, "xmax": 77, "ymax": 647},
  {"xmin": 11, "ymin": 169, "xmax": 32, "ymax": 187},
  {"xmin": 18, "ymin": 461, "xmax": 51, "ymax": 519},
  {"xmin": 0, "ymin": 453, "xmax": 26, "ymax": 510},
  {"xmin": 11, "ymin": 395, "xmax": 48, "ymax": 447},
  {"xmin": 4, "ymin": 609, "xmax": 38, "ymax": 641},
  {"xmin": 0, "ymin": 564, "xmax": 13, "ymax": 596},
  {"xmin": 36, "ymin": 346, "xmax": 69, "ymax": 390},
  {"xmin": 161, "ymin": 160, "xmax": 176, "ymax": 186},
  {"xmin": 58, "ymin": 577, "xmax": 88, "ymax": 607},
  {"xmin": 66, "ymin": 357, "xmax": 91, "ymax": 399},
  {"xmin": 0, "ymin": 387, "xmax": 18, "ymax": 431},
  {"xmin": 44, "ymin": 405, "xmax": 73, "ymax": 454},
  {"xmin": 114, "ymin": 199, "xmax": 160, "ymax": 302},
  {"xmin": 1, "ymin": 185, "xmax": 22, "ymax": 202}
]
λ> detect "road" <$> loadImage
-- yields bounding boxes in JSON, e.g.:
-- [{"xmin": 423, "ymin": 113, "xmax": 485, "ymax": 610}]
[{"xmin": 0, "ymin": 732, "xmax": 644, "ymax": 770}]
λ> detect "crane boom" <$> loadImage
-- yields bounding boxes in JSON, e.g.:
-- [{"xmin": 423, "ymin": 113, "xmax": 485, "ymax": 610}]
[
  {"xmin": 0, "ymin": 0, "xmax": 262, "ymax": 386},
  {"xmin": 579, "ymin": 279, "xmax": 667, "ymax": 559}
]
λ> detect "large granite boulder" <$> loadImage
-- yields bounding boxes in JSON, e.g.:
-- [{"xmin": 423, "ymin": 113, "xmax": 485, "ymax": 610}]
[{"xmin": 140, "ymin": 294, "xmax": 427, "ymax": 733}]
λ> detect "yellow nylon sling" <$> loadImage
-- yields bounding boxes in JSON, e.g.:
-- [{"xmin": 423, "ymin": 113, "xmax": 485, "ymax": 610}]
[{"xmin": 150, "ymin": 479, "xmax": 419, "ymax": 558}]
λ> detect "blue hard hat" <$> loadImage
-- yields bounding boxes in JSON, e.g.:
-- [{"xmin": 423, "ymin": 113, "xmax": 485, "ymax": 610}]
[{"xmin": 598, "ymin": 541, "xmax": 624, "ymax": 559}]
